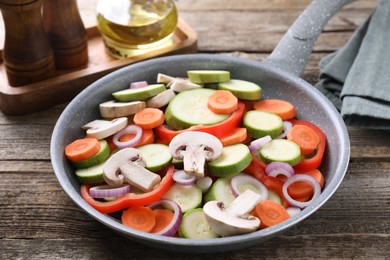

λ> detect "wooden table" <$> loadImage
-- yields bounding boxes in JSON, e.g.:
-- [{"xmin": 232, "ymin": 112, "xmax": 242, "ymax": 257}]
[{"xmin": 1, "ymin": 0, "xmax": 389, "ymax": 259}]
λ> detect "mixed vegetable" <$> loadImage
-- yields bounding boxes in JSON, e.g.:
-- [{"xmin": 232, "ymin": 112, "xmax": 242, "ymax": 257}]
[{"xmin": 65, "ymin": 70, "xmax": 327, "ymax": 238}]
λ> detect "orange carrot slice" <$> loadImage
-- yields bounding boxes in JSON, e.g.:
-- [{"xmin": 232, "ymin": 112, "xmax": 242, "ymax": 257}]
[
  {"xmin": 121, "ymin": 206, "xmax": 156, "ymax": 232},
  {"xmin": 207, "ymin": 90, "xmax": 238, "ymax": 114},
  {"xmin": 134, "ymin": 108, "xmax": 165, "ymax": 130},
  {"xmin": 65, "ymin": 137, "xmax": 100, "ymax": 162},
  {"xmin": 253, "ymin": 99, "xmax": 296, "ymax": 120},
  {"xmin": 150, "ymin": 209, "xmax": 174, "ymax": 233},
  {"xmin": 255, "ymin": 200, "xmax": 290, "ymax": 229},
  {"xmin": 287, "ymin": 124, "xmax": 321, "ymax": 156},
  {"xmin": 219, "ymin": 128, "xmax": 247, "ymax": 146},
  {"xmin": 287, "ymin": 169, "xmax": 324, "ymax": 199}
]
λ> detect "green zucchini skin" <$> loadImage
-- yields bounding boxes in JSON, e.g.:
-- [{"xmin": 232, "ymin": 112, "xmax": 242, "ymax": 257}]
[
  {"xmin": 208, "ymin": 144, "xmax": 252, "ymax": 177},
  {"xmin": 165, "ymin": 88, "xmax": 230, "ymax": 130}
]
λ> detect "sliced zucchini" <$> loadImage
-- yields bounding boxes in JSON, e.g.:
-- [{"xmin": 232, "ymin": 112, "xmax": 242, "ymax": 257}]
[
  {"xmin": 74, "ymin": 161, "xmax": 105, "ymax": 184},
  {"xmin": 187, "ymin": 70, "xmax": 230, "ymax": 84},
  {"xmin": 204, "ymin": 177, "xmax": 235, "ymax": 206},
  {"xmin": 137, "ymin": 144, "xmax": 172, "ymax": 172},
  {"xmin": 112, "ymin": 84, "xmax": 166, "ymax": 102},
  {"xmin": 259, "ymin": 139, "xmax": 302, "ymax": 166},
  {"xmin": 208, "ymin": 144, "xmax": 252, "ymax": 177},
  {"xmin": 178, "ymin": 208, "xmax": 219, "ymax": 239},
  {"xmin": 218, "ymin": 79, "xmax": 262, "ymax": 100},
  {"xmin": 244, "ymin": 110, "xmax": 283, "ymax": 138},
  {"xmin": 163, "ymin": 183, "xmax": 202, "ymax": 213},
  {"xmin": 165, "ymin": 88, "xmax": 230, "ymax": 130}
]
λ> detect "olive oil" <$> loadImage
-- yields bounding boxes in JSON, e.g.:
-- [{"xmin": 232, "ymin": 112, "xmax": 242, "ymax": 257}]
[{"xmin": 97, "ymin": 0, "xmax": 178, "ymax": 59}]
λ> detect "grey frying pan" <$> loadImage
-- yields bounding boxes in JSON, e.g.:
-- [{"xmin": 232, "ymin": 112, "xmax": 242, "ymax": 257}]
[{"xmin": 51, "ymin": 0, "xmax": 351, "ymax": 253}]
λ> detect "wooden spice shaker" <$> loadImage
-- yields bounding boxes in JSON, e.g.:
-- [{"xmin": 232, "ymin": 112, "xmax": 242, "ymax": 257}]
[
  {"xmin": 42, "ymin": 0, "xmax": 88, "ymax": 70},
  {"xmin": 0, "ymin": 0, "xmax": 56, "ymax": 87}
]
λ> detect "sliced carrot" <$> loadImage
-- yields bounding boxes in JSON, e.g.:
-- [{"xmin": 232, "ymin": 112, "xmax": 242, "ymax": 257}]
[
  {"xmin": 150, "ymin": 208, "xmax": 174, "ymax": 233},
  {"xmin": 287, "ymin": 124, "xmax": 321, "ymax": 156},
  {"xmin": 134, "ymin": 108, "xmax": 165, "ymax": 130},
  {"xmin": 253, "ymin": 99, "xmax": 296, "ymax": 120},
  {"xmin": 294, "ymin": 194, "xmax": 313, "ymax": 202},
  {"xmin": 121, "ymin": 206, "xmax": 156, "ymax": 232},
  {"xmin": 255, "ymin": 200, "xmax": 290, "ymax": 229},
  {"xmin": 119, "ymin": 129, "xmax": 155, "ymax": 147},
  {"xmin": 207, "ymin": 90, "xmax": 238, "ymax": 114},
  {"xmin": 65, "ymin": 137, "xmax": 101, "ymax": 162},
  {"xmin": 287, "ymin": 169, "xmax": 324, "ymax": 199},
  {"xmin": 219, "ymin": 128, "xmax": 247, "ymax": 146}
]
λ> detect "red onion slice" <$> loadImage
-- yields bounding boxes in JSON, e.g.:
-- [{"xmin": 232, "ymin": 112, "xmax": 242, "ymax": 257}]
[
  {"xmin": 148, "ymin": 199, "xmax": 182, "ymax": 237},
  {"xmin": 275, "ymin": 121, "xmax": 293, "ymax": 139},
  {"xmin": 249, "ymin": 135, "xmax": 272, "ymax": 153},
  {"xmin": 196, "ymin": 176, "xmax": 213, "ymax": 193},
  {"xmin": 282, "ymin": 174, "xmax": 321, "ymax": 208},
  {"xmin": 130, "ymin": 81, "xmax": 148, "ymax": 89},
  {"xmin": 172, "ymin": 170, "xmax": 197, "ymax": 186},
  {"xmin": 265, "ymin": 162, "xmax": 295, "ymax": 179},
  {"xmin": 231, "ymin": 173, "xmax": 269, "ymax": 200},
  {"xmin": 90, "ymin": 184, "xmax": 131, "ymax": 198},
  {"xmin": 112, "ymin": 124, "xmax": 143, "ymax": 149}
]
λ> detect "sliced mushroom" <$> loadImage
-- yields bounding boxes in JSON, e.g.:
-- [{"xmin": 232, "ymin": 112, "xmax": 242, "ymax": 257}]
[
  {"xmin": 146, "ymin": 89, "xmax": 176, "ymax": 108},
  {"xmin": 82, "ymin": 117, "xmax": 127, "ymax": 140},
  {"xmin": 203, "ymin": 189, "xmax": 262, "ymax": 237},
  {"xmin": 103, "ymin": 148, "xmax": 161, "ymax": 192},
  {"xmin": 157, "ymin": 73, "xmax": 176, "ymax": 84},
  {"xmin": 156, "ymin": 73, "xmax": 203, "ymax": 92},
  {"xmin": 168, "ymin": 131, "xmax": 223, "ymax": 177},
  {"xmin": 168, "ymin": 78, "xmax": 203, "ymax": 92},
  {"xmin": 99, "ymin": 100, "xmax": 146, "ymax": 118}
]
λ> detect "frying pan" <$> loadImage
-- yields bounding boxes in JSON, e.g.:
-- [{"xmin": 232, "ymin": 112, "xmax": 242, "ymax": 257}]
[{"xmin": 51, "ymin": 0, "xmax": 351, "ymax": 253}]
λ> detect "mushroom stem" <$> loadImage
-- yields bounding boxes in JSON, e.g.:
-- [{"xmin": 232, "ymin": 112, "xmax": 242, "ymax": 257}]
[
  {"xmin": 181, "ymin": 144, "xmax": 207, "ymax": 177},
  {"xmin": 103, "ymin": 148, "xmax": 161, "ymax": 192},
  {"xmin": 121, "ymin": 162, "xmax": 161, "ymax": 192},
  {"xmin": 224, "ymin": 189, "xmax": 262, "ymax": 217}
]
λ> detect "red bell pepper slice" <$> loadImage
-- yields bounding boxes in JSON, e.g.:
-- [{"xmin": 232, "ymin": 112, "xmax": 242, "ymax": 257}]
[
  {"xmin": 81, "ymin": 164, "xmax": 175, "ymax": 214},
  {"xmin": 290, "ymin": 119, "xmax": 327, "ymax": 173},
  {"xmin": 244, "ymin": 154, "xmax": 267, "ymax": 181},
  {"xmin": 155, "ymin": 102, "xmax": 245, "ymax": 143}
]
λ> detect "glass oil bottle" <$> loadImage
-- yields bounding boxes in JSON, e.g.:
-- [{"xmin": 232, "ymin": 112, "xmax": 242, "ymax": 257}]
[{"xmin": 96, "ymin": 0, "xmax": 178, "ymax": 59}]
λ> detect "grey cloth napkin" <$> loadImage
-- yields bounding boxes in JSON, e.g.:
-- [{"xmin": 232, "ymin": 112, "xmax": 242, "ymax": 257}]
[{"xmin": 315, "ymin": 0, "xmax": 390, "ymax": 129}]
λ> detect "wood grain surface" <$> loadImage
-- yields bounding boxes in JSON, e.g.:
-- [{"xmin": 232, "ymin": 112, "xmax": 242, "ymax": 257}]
[{"xmin": 1, "ymin": 0, "xmax": 389, "ymax": 259}]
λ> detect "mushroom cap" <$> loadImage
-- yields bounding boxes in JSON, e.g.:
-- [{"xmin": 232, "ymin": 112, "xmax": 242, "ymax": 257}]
[
  {"xmin": 99, "ymin": 100, "xmax": 146, "ymax": 118},
  {"xmin": 168, "ymin": 131, "xmax": 223, "ymax": 160},
  {"xmin": 203, "ymin": 190, "xmax": 262, "ymax": 237},
  {"xmin": 103, "ymin": 148, "xmax": 146, "ymax": 186},
  {"xmin": 82, "ymin": 117, "xmax": 128, "ymax": 140}
]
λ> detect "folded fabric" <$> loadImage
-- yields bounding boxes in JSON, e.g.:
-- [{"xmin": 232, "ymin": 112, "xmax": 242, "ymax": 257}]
[{"xmin": 315, "ymin": 0, "xmax": 390, "ymax": 129}]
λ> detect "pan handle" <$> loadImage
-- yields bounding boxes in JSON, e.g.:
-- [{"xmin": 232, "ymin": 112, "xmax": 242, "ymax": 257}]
[{"xmin": 264, "ymin": 0, "xmax": 353, "ymax": 77}]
